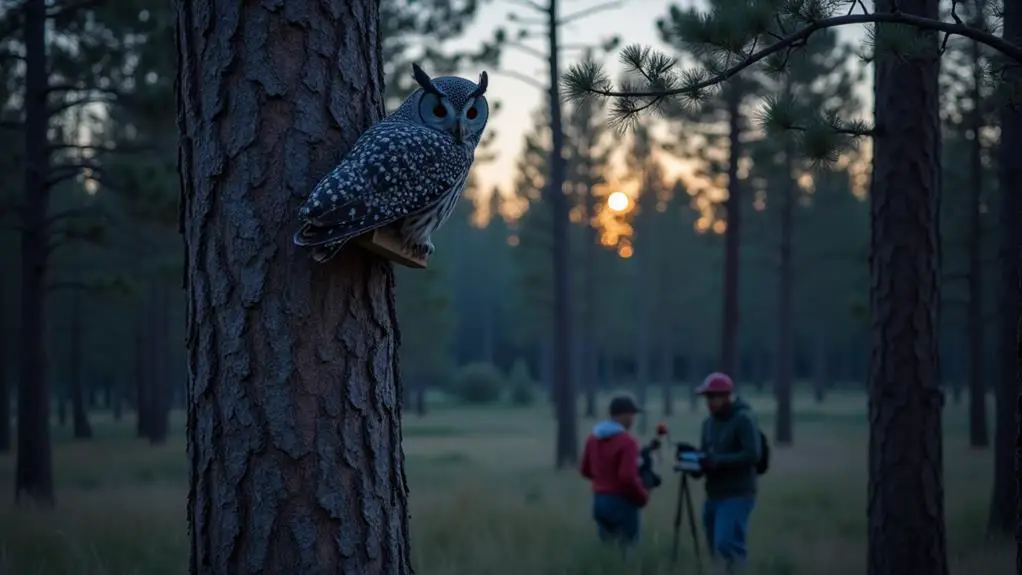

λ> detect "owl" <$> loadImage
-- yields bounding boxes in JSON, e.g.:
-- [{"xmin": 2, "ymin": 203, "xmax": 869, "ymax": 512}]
[{"xmin": 293, "ymin": 63, "xmax": 490, "ymax": 263}]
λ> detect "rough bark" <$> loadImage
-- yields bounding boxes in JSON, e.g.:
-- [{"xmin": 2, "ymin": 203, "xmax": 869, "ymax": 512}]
[
  {"xmin": 69, "ymin": 289, "xmax": 93, "ymax": 440},
  {"xmin": 774, "ymin": 141, "xmax": 794, "ymax": 446},
  {"xmin": 966, "ymin": 38, "xmax": 988, "ymax": 448},
  {"xmin": 867, "ymin": 1, "xmax": 948, "ymax": 573},
  {"xmin": 14, "ymin": 0, "xmax": 54, "ymax": 506},
  {"xmin": 990, "ymin": 0, "xmax": 1021, "ymax": 539},
  {"xmin": 719, "ymin": 87, "xmax": 742, "ymax": 378},
  {"xmin": 547, "ymin": 0, "xmax": 578, "ymax": 468},
  {"xmin": 176, "ymin": 1, "xmax": 412, "ymax": 572}
]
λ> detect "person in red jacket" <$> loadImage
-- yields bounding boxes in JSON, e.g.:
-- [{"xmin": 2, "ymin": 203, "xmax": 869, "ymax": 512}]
[{"xmin": 579, "ymin": 395, "xmax": 649, "ymax": 545}]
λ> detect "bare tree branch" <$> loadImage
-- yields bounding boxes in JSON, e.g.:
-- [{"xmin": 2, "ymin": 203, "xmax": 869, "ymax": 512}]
[
  {"xmin": 558, "ymin": 0, "xmax": 620, "ymax": 26},
  {"xmin": 505, "ymin": 40, "xmax": 549, "ymax": 62},
  {"xmin": 492, "ymin": 69, "xmax": 546, "ymax": 91},
  {"xmin": 507, "ymin": 0, "xmax": 547, "ymax": 14}
]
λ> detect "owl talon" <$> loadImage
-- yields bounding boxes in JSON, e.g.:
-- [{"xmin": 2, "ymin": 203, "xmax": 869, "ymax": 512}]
[{"xmin": 406, "ymin": 241, "xmax": 434, "ymax": 260}]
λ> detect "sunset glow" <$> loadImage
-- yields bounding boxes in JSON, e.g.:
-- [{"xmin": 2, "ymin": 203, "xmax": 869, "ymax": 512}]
[{"xmin": 607, "ymin": 191, "xmax": 630, "ymax": 212}]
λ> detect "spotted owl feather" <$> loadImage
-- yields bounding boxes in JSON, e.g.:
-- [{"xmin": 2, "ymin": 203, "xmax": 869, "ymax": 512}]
[{"xmin": 293, "ymin": 121, "xmax": 472, "ymax": 250}]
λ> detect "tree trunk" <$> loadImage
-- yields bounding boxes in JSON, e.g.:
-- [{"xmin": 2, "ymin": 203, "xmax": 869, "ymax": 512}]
[
  {"xmin": 415, "ymin": 382, "xmax": 427, "ymax": 417},
  {"xmin": 966, "ymin": 39, "xmax": 989, "ymax": 448},
  {"xmin": 56, "ymin": 390, "xmax": 67, "ymax": 426},
  {"xmin": 582, "ymin": 185, "xmax": 598, "ymax": 418},
  {"xmin": 867, "ymin": 2, "xmax": 948, "ymax": 573},
  {"xmin": 177, "ymin": 2, "xmax": 413, "ymax": 572},
  {"xmin": 813, "ymin": 339, "xmax": 829, "ymax": 404},
  {"xmin": 14, "ymin": 0, "xmax": 54, "ymax": 506},
  {"xmin": 481, "ymin": 298, "xmax": 495, "ymax": 364},
  {"xmin": 147, "ymin": 282, "xmax": 170, "ymax": 445},
  {"xmin": 135, "ymin": 309, "xmax": 151, "ymax": 439},
  {"xmin": 719, "ymin": 87, "xmax": 742, "ymax": 378},
  {"xmin": 69, "ymin": 289, "xmax": 93, "ymax": 440},
  {"xmin": 634, "ymin": 191, "xmax": 651, "ymax": 435},
  {"xmin": 661, "ymin": 340, "xmax": 673, "ymax": 417},
  {"xmin": 112, "ymin": 380, "xmax": 123, "ymax": 422},
  {"xmin": 0, "ymin": 278, "xmax": 10, "ymax": 454},
  {"xmin": 774, "ymin": 140, "xmax": 795, "ymax": 446},
  {"xmin": 546, "ymin": 0, "xmax": 578, "ymax": 468},
  {"xmin": 990, "ymin": 0, "xmax": 1022, "ymax": 539}
]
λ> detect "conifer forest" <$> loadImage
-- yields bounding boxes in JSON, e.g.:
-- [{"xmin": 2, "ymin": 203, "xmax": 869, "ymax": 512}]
[{"xmin": 0, "ymin": 0, "xmax": 1020, "ymax": 573}]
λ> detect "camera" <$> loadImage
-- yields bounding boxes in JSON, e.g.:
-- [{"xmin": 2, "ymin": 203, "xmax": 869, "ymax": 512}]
[{"xmin": 673, "ymin": 442, "xmax": 704, "ymax": 474}]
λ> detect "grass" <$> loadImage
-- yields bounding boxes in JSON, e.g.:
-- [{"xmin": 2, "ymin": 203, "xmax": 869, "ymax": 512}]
[{"xmin": 0, "ymin": 390, "xmax": 1011, "ymax": 574}]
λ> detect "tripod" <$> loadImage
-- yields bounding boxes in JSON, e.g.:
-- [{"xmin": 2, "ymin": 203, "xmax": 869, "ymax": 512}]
[{"xmin": 669, "ymin": 472, "xmax": 704, "ymax": 574}]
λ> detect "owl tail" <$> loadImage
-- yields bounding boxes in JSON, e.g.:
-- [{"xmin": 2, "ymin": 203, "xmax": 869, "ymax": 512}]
[{"xmin": 294, "ymin": 223, "xmax": 350, "ymax": 263}]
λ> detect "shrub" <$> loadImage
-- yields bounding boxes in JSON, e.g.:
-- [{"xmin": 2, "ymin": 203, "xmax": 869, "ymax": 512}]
[
  {"xmin": 507, "ymin": 359, "xmax": 536, "ymax": 407},
  {"xmin": 451, "ymin": 363, "xmax": 504, "ymax": 405}
]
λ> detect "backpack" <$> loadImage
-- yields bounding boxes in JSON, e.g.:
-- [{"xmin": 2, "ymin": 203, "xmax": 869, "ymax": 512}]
[{"xmin": 756, "ymin": 430, "xmax": 770, "ymax": 475}]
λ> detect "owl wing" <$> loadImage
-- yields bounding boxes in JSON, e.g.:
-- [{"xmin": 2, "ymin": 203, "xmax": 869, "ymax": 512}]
[{"xmin": 293, "ymin": 122, "xmax": 472, "ymax": 247}]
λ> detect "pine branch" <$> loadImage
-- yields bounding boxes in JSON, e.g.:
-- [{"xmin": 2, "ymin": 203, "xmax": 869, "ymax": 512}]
[{"xmin": 565, "ymin": 12, "xmax": 1022, "ymax": 103}]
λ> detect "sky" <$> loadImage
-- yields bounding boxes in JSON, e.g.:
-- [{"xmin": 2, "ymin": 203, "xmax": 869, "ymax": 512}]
[{"xmin": 443, "ymin": 0, "xmax": 872, "ymax": 196}]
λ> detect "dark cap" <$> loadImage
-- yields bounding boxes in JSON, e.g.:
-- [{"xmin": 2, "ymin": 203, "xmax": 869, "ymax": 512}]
[{"xmin": 609, "ymin": 395, "xmax": 642, "ymax": 416}]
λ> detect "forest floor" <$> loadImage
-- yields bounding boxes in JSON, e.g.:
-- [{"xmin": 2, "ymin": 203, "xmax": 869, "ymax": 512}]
[{"xmin": 0, "ymin": 389, "xmax": 1011, "ymax": 575}]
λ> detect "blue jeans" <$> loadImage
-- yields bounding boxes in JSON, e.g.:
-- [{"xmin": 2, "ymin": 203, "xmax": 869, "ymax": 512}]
[
  {"xmin": 592, "ymin": 493, "xmax": 640, "ymax": 545},
  {"xmin": 702, "ymin": 496, "xmax": 755, "ymax": 569}
]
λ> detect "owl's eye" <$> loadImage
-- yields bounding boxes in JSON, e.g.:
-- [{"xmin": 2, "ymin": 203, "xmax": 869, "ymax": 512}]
[
  {"xmin": 466, "ymin": 107, "xmax": 478, "ymax": 120},
  {"xmin": 433, "ymin": 105, "xmax": 447, "ymax": 118}
]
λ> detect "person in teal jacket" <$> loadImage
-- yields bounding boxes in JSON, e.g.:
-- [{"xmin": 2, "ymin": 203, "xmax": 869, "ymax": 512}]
[{"xmin": 694, "ymin": 372, "xmax": 760, "ymax": 572}]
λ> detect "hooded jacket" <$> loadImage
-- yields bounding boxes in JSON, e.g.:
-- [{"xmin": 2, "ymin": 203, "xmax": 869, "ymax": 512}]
[
  {"xmin": 579, "ymin": 420, "xmax": 649, "ymax": 507},
  {"xmin": 699, "ymin": 397, "xmax": 761, "ymax": 500}
]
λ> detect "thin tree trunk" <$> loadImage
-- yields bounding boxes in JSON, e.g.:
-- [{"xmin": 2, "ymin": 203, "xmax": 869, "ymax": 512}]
[
  {"xmin": 635, "ymin": 195, "xmax": 651, "ymax": 435},
  {"xmin": 966, "ymin": 39, "xmax": 989, "ymax": 448},
  {"xmin": 69, "ymin": 289, "xmax": 92, "ymax": 440},
  {"xmin": 147, "ymin": 282, "xmax": 170, "ymax": 445},
  {"xmin": 0, "ymin": 281, "xmax": 8, "ymax": 452},
  {"xmin": 582, "ymin": 184, "xmax": 598, "ymax": 418},
  {"xmin": 990, "ymin": 0, "xmax": 1021, "ymax": 539},
  {"xmin": 867, "ymin": 1, "xmax": 948, "ymax": 572},
  {"xmin": 14, "ymin": 0, "xmax": 54, "ymax": 507},
  {"xmin": 56, "ymin": 389, "xmax": 67, "ymax": 426},
  {"xmin": 813, "ymin": 339, "xmax": 829, "ymax": 404},
  {"xmin": 720, "ymin": 87, "xmax": 742, "ymax": 378},
  {"xmin": 177, "ymin": 2, "xmax": 412, "ymax": 571},
  {"xmin": 774, "ymin": 141, "xmax": 795, "ymax": 446},
  {"xmin": 661, "ymin": 336, "xmax": 673, "ymax": 417},
  {"xmin": 112, "ymin": 379, "xmax": 123, "ymax": 422},
  {"xmin": 415, "ymin": 381, "xmax": 427, "ymax": 417},
  {"xmin": 481, "ymin": 298, "xmax": 495, "ymax": 364},
  {"xmin": 135, "ymin": 308, "xmax": 151, "ymax": 438},
  {"xmin": 546, "ymin": 0, "xmax": 578, "ymax": 468},
  {"xmin": 541, "ymin": 338, "xmax": 554, "ymax": 405}
]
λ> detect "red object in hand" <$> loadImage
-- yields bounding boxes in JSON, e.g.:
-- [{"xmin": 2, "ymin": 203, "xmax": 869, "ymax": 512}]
[
  {"xmin": 655, "ymin": 422, "xmax": 669, "ymax": 436},
  {"xmin": 699, "ymin": 456, "xmax": 714, "ymax": 472}
]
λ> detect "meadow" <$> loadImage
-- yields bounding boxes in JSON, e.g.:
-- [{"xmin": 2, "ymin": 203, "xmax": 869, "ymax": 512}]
[{"xmin": 0, "ymin": 390, "xmax": 1011, "ymax": 575}]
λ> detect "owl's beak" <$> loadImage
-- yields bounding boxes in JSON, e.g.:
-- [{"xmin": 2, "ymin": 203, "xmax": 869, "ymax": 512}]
[{"xmin": 455, "ymin": 121, "xmax": 468, "ymax": 144}]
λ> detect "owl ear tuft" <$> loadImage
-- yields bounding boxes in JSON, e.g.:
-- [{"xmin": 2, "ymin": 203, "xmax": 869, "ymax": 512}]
[
  {"xmin": 412, "ymin": 63, "xmax": 442, "ymax": 96},
  {"xmin": 469, "ymin": 71, "xmax": 488, "ymax": 100}
]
